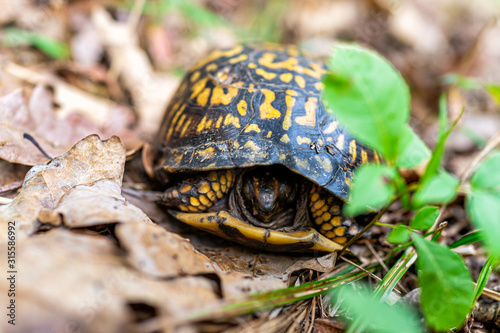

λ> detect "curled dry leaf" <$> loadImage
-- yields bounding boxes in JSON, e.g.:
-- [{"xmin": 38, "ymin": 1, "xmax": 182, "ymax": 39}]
[
  {"xmin": 0, "ymin": 229, "xmax": 219, "ymax": 333},
  {"xmin": 116, "ymin": 222, "xmax": 216, "ymax": 278},
  {"xmin": 38, "ymin": 180, "xmax": 152, "ymax": 228},
  {"xmin": 0, "ymin": 134, "xmax": 125, "ymax": 237}
]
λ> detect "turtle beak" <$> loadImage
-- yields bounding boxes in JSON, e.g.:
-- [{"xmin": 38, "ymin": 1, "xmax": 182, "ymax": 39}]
[{"xmin": 169, "ymin": 210, "xmax": 343, "ymax": 252}]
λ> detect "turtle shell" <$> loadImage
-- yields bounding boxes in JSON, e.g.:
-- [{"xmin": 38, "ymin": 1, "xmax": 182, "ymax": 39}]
[{"xmin": 156, "ymin": 44, "xmax": 378, "ymax": 201}]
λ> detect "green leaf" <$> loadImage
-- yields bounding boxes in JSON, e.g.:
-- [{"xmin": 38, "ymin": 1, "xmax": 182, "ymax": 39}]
[
  {"xmin": 323, "ymin": 43, "xmax": 410, "ymax": 163},
  {"xmin": 466, "ymin": 192, "xmax": 500, "ymax": 259},
  {"xmin": 467, "ymin": 152, "xmax": 500, "ymax": 258},
  {"xmin": 449, "ymin": 231, "xmax": 484, "ymax": 249},
  {"xmin": 395, "ymin": 125, "xmax": 431, "ymax": 168},
  {"xmin": 469, "ymin": 152, "xmax": 500, "ymax": 189},
  {"xmin": 413, "ymin": 235, "xmax": 475, "ymax": 331},
  {"xmin": 333, "ymin": 284, "xmax": 423, "ymax": 333},
  {"xmin": 387, "ymin": 224, "xmax": 410, "ymax": 244},
  {"xmin": 484, "ymin": 83, "xmax": 500, "ymax": 108},
  {"xmin": 438, "ymin": 93, "xmax": 448, "ymax": 140},
  {"xmin": 344, "ymin": 164, "xmax": 398, "ymax": 216},
  {"xmin": 413, "ymin": 171, "xmax": 459, "ymax": 208},
  {"xmin": 4, "ymin": 28, "xmax": 70, "ymax": 60},
  {"xmin": 474, "ymin": 256, "xmax": 495, "ymax": 304},
  {"xmin": 410, "ymin": 206, "xmax": 439, "ymax": 230}
]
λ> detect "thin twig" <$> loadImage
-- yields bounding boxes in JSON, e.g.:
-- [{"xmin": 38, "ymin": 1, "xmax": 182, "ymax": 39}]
[
  {"xmin": 460, "ymin": 132, "xmax": 500, "ymax": 183},
  {"xmin": 339, "ymin": 256, "xmax": 382, "ymax": 283}
]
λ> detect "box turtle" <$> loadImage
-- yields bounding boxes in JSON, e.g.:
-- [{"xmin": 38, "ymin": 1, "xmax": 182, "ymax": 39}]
[{"xmin": 154, "ymin": 44, "xmax": 379, "ymax": 252}]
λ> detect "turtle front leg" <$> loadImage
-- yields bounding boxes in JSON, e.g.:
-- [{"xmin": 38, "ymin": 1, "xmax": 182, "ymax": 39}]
[
  {"xmin": 308, "ymin": 185, "xmax": 371, "ymax": 245},
  {"xmin": 159, "ymin": 169, "xmax": 235, "ymax": 212}
]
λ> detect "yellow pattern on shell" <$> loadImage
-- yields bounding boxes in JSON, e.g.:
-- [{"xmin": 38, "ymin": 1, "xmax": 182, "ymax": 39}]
[
  {"xmin": 280, "ymin": 134, "xmax": 290, "ymax": 144},
  {"xmin": 255, "ymin": 68, "xmax": 277, "ymax": 80},
  {"xmin": 259, "ymin": 89, "xmax": 281, "ymax": 119},
  {"xmin": 223, "ymin": 113, "xmax": 241, "ymax": 128},
  {"xmin": 296, "ymin": 136, "xmax": 311, "ymax": 145},
  {"xmin": 211, "ymin": 86, "xmax": 238, "ymax": 105},
  {"xmin": 196, "ymin": 87, "xmax": 211, "ymax": 106},
  {"xmin": 295, "ymin": 97, "xmax": 317, "ymax": 127},
  {"xmin": 336, "ymin": 134, "xmax": 345, "ymax": 151},
  {"xmin": 180, "ymin": 118, "xmax": 192, "ymax": 136},
  {"xmin": 228, "ymin": 53, "xmax": 248, "ymax": 64},
  {"xmin": 237, "ymin": 99, "xmax": 247, "ymax": 116},
  {"xmin": 197, "ymin": 146, "xmax": 215, "ymax": 158},
  {"xmin": 349, "ymin": 140, "xmax": 357, "ymax": 162},
  {"xmin": 245, "ymin": 124, "xmax": 261, "ymax": 133},
  {"xmin": 192, "ymin": 45, "xmax": 244, "ymax": 70},
  {"xmin": 361, "ymin": 149, "xmax": 368, "ymax": 164},
  {"xmin": 280, "ymin": 73, "xmax": 293, "ymax": 83},
  {"xmin": 258, "ymin": 52, "xmax": 323, "ymax": 79},
  {"xmin": 295, "ymin": 75, "xmax": 306, "ymax": 88},
  {"xmin": 323, "ymin": 121, "xmax": 338, "ymax": 134},
  {"xmin": 243, "ymin": 141, "xmax": 260, "ymax": 152},
  {"xmin": 283, "ymin": 95, "xmax": 295, "ymax": 130},
  {"xmin": 215, "ymin": 115, "xmax": 223, "ymax": 129},
  {"xmin": 190, "ymin": 77, "xmax": 208, "ymax": 99},
  {"xmin": 190, "ymin": 71, "xmax": 200, "ymax": 82},
  {"xmin": 315, "ymin": 155, "xmax": 333, "ymax": 173}
]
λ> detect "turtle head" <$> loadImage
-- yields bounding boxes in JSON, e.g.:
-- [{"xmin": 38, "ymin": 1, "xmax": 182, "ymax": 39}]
[{"xmin": 241, "ymin": 168, "xmax": 297, "ymax": 223}]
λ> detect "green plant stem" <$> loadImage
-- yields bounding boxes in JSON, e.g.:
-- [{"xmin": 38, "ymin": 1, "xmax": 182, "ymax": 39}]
[
  {"xmin": 375, "ymin": 222, "xmax": 397, "ymax": 228},
  {"xmin": 137, "ymin": 267, "xmax": 377, "ymax": 332}
]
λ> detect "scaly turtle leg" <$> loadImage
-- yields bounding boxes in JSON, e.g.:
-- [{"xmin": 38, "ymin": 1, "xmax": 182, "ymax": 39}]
[
  {"xmin": 159, "ymin": 169, "xmax": 235, "ymax": 212},
  {"xmin": 309, "ymin": 185, "xmax": 371, "ymax": 245}
]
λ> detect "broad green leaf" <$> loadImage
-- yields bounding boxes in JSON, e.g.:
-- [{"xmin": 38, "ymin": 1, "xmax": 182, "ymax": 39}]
[
  {"xmin": 387, "ymin": 224, "xmax": 410, "ymax": 244},
  {"xmin": 466, "ymin": 191, "xmax": 500, "ymax": 259},
  {"xmin": 413, "ymin": 235, "xmax": 475, "ymax": 331},
  {"xmin": 323, "ymin": 44, "xmax": 410, "ymax": 162},
  {"xmin": 410, "ymin": 206, "xmax": 439, "ymax": 230},
  {"xmin": 334, "ymin": 284, "xmax": 423, "ymax": 333},
  {"xmin": 467, "ymin": 153, "xmax": 500, "ymax": 258},
  {"xmin": 413, "ymin": 171, "xmax": 459, "ymax": 208},
  {"xmin": 395, "ymin": 125, "xmax": 430, "ymax": 168},
  {"xmin": 484, "ymin": 83, "xmax": 500, "ymax": 108},
  {"xmin": 469, "ymin": 152, "xmax": 500, "ymax": 189},
  {"xmin": 344, "ymin": 164, "xmax": 398, "ymax": 216}
]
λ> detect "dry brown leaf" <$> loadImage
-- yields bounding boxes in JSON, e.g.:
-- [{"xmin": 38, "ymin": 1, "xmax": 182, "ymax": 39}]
[
  {"xmin": 39, "ymin": 179, "xmax": 152, "ymax": 228},
  {"xmin": 2, "ymin": 69, "xmax": 142, "ymax": 155},
  {"xmin": 0, "ymin": 229, "xmax": 219, "ymax": 333},
  {"xmin": 0, "ymin": 88, "xmax": 59, "ymax": 165},
  {"xmin": 116, "ymin": 222, "xmax": 216, "ymax": 278},
  {"xmin": 0, "ymin": 135, "xmax": 125, "ymax": 237},
  {"xmin": 0, "ymin": 159, "xmax": 28, "ymax": 189}
]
